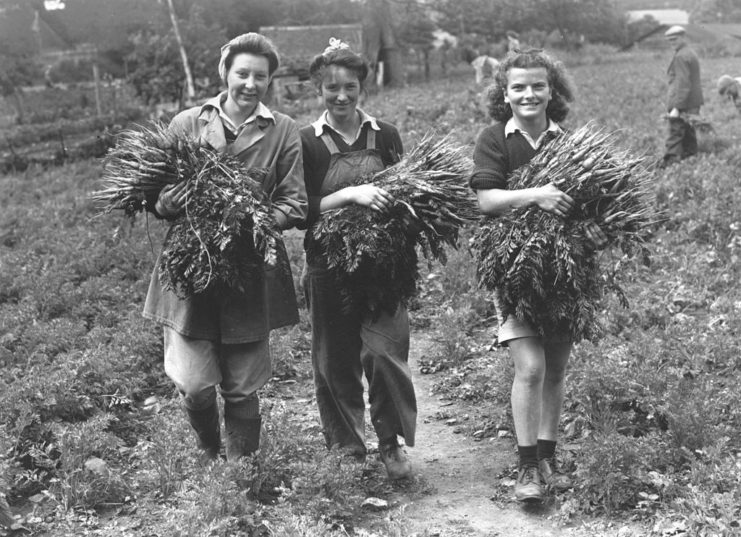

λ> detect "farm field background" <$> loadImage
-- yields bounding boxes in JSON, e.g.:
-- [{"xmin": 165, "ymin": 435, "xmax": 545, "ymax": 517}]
[{"xmin": 1, "ymin": 49, "xmax": 740, "ymax": 536}]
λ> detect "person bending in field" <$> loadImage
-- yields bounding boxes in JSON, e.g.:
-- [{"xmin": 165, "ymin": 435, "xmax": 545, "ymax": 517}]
[
  {"xmin": 469, "ymin": 49, "xmax": 606, "ymax": 503},
  {"xmin": 717, "ymin": 75, "xmax": 741, "ymax": 113},
  {"xmin": 144, "ymin": 33, "xmax": 307, "ymax": 463},
  {"xmin": 299, "ymin": 39, "xmax": 417, "ymax": 480}
]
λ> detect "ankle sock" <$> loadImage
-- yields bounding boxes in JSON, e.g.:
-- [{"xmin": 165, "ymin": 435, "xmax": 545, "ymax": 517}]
[
  {"xmin": 517, "ymin": 444, "xmax": 538, "ymax": 468},
  {"xmin": 537, "ymin": 439, "xmax": 557, "ymax": 461}
]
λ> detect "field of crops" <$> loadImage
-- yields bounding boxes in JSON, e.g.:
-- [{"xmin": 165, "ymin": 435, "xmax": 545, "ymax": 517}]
[{"xmin": 1, "ymin": 49, "xmax": 740, "ymax": 536}]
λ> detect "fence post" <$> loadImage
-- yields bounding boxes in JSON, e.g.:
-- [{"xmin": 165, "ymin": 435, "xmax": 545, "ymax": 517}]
[{"xmin": 92, "ymin": 60, "xmax": 102, "ymax": 117}]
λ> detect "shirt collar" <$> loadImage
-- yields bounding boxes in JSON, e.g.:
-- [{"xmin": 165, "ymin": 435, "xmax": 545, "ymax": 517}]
[
  {"xmin": 201, "ymin": 92, "xmax": 275, "ymax": 133},
  {"xmin": 505, "ymin": 117, "xmax": 561, "ymax": 149},
  {"xmin": 311, "ymin": 108, "xmax": 380, "ymax": 138}
]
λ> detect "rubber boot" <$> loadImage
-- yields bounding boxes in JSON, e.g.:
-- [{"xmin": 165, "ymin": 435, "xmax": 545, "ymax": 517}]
[
  {"xmin": 224, "ymin": 401, "xmax": 261, "ymax": 461},
  {"xmin": 185, "ymin": 403, "xmax": 221, "ymax": 463}
]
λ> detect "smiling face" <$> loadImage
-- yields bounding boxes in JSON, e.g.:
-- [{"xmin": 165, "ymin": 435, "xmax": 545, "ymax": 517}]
[
  {"xmin": 225, "ymin": 52, "xmax": 271, "ymax": 117},
  {"xmin": 320, "ymin": 65, "xmax": 362, "ymax": 124},
  {"xmin": 504, "ymin": 67, "xmax": 552, "ymax": 125}
]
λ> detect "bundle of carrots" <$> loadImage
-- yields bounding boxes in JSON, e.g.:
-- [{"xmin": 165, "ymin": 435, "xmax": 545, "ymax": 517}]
[
  {"xmin": 473, "ymin": 123, "xmax": 658, "ymax": 342},
  {"xmin": 306, "ymin": 133, "xmax": 478, "ymax": 317},
  {"xmin": 92, "ymin": 122, "xmax": 282, "ymax": 298}
]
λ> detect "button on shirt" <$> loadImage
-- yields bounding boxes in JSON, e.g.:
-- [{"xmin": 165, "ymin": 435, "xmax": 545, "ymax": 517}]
[{"xmin": 504, "ymin": 118, "xmax": 561, "ymax": 149}]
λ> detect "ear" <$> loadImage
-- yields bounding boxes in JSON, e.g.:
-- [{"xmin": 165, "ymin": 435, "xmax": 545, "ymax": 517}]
[{"xmin": 504, "ymin": 94, "xmax": 510, "ymax": 103}]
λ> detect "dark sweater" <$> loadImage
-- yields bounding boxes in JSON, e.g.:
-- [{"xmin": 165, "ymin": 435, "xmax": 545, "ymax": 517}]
[
  {"xmin": 299, "ymin": 120, "xmax": 403, "ymax": 228},
  {"xmin": 469, "ymin": 121, "xmax": 559, "ymax": 190}
]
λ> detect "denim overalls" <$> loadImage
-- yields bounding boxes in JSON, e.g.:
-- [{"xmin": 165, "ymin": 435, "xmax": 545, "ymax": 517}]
[{"xmin": 303, "ymin": 128, "xmax": 417, "ymax": 455}]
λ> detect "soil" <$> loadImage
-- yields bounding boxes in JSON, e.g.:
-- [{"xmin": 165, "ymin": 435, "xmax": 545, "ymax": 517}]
[
  {"xmin": 382, "ymin": 333, "xmax": 646, "ymax": 537},
  {"xmin": 3, "ymin": 330, "xmax": 648, "ymax": 537}
]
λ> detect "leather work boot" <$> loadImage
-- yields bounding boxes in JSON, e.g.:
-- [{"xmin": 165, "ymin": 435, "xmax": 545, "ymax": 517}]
[
  {"xmin": 514, "ymin": 464, "xmax": 545, "ymax": 503},
  {"xmin": 379, "ymin": 440, "xmax": 412, "ymax": 480},
  {"xmin": 224, "ymin": 402, "xmax": 261, "ymax": 461},
  {"xmin": 185, "ymin": 403, "xmax": 221, "ymax": 463},
  {"xmin": 539, "ymin": 457, "xmax": 572, "ymax": 491}
]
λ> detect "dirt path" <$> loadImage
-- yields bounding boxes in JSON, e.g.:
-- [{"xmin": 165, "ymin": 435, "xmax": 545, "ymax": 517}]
[{"xmin": 385, "ymin": 333, "xmax": 641, "ymax": 537}]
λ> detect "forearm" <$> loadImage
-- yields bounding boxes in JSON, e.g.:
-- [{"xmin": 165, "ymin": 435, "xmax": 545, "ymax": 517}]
[
  {"xmin": 319, "ymin": 188, "xmax": 353, "ymax": 212},
  {"xmin": 476, "ymin": 187, "xmax": 541, "ymax": 216}
]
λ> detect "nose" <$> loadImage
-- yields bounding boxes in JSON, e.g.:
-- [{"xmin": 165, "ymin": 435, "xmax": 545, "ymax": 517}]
[
  {"xmin": 244, "ymin": 75, "xmax": 256, "ymax": 89},
  {"xmin": 523, "ymin": 86, "xmax": 535, "ymax": 98}
]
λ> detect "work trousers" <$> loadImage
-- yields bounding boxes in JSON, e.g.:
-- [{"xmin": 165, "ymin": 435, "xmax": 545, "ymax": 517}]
[
  {"xmin": 664, "ymin": 111, "xmax": 699, "ymax": 164},
  {"xmin": 303, "ymin": 265, "xmax": 417, "ymax": 454}
]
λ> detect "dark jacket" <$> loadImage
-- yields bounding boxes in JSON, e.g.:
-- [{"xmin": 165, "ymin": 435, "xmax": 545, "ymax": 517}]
[{"xmin": 667, "ymin": 43, "xmax": 704, "ymax": 112}]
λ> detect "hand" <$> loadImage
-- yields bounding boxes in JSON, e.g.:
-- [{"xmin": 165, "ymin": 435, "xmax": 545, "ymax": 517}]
[
  {"xmin": 668, "ymin": 108, "xmax": 680, "ymax": 118},
  {"xmin": 156, "ymin": 182, "xmax": 187, "ymax": 217},
  {"xmin": 584, "ymin": 221, "xmax": 608, "ymax": 250},
  {"xmin": 533, "ymin": 183, "xmax": 574, "ymax": 218},
  {"xmin": 348, "ymin": 184, "xmax": 394, "ymax": 212}
]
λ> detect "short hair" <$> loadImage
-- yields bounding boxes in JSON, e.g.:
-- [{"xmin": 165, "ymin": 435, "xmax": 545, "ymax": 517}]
[
  {"xmin": 718, "ymin": 75, "xmax": 738, "ymax": 98},
  {"xmin": 486, "ymin": 48, "xmax": 575, "ymax": 123},
  {"xmin": 218, "ymin": 33, "xmax": 280, "ymax": 84},
  {"xmin": 308, "ymin": 46, "xmax": 370, "ymax": 89}
]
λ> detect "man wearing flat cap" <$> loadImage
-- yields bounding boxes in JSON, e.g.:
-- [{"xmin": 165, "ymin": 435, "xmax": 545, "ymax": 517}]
[{"xmin": 662, "ymin": 25, "xmax": 704, "ymax": 167}]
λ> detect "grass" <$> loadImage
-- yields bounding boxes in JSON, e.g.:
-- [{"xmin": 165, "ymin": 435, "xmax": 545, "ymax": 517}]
[{"xmin": 1, "ymin": 49, "xmax": 741, "ymax": 535}]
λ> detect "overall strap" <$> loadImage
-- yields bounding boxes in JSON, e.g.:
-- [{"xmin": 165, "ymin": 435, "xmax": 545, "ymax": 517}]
[
  {"xmin": 320, "ymin": 132, "xmax": 341, "ymax": 155},
  {"xmin": 366, "ymin": 128, "xmax": 376, "ymax": 151}
]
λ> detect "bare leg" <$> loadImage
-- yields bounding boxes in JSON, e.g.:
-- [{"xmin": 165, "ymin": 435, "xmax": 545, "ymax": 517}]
[
  {"xmin": 509, "ymin": 337, "xmax": 546, "ymax": 447},
  {"xmin": 538, "ymin": 341, "xmax": 571, "ymax": 441}
]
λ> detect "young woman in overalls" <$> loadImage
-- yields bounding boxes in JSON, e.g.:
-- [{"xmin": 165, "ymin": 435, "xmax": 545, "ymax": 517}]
[{"xmin": 299, "ymin": 40, "xmax": 417, "ymax": 480}]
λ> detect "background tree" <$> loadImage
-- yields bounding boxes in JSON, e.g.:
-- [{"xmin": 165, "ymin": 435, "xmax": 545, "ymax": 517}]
[
  {"xmin": 364, "ymin": 0, "xmax": 405, "ymax": 87},
  {"xmin": 126, "ymin": 5, "xmax": 225, "ymax": 106},
  {"xmin": 692, "ymin": 0, "xmax": 741, "ymax": 23},
  {"xmin": 397, "ymin": 2, "xmax": 437, "ymax": 81},
  {"xmin": 163, "ymin": 0, "xmax": 196, "ymax": 106},
  {"xmin": 0, "ymin": 0, "xmax": 44, "ymax": 122},
  {"xmin": 431, "ymin": 0, "xmax": 628, "ymax": 48}
]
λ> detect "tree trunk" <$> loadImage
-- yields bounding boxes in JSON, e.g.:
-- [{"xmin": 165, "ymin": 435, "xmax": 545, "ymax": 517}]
[
  {"xmin": 364, "ymin": 0, "xmax": 404, "ymax": 88},
  {"xmin": 92, "ymin": 60, "xmax": 103, "ymax": 117},
  {"xmin": 165, "ymin": 0, "xmax": 196, "ymax": 106},
  {"xmin": 11, "ymin": 87, "xmax": 25, "ymax": 124}
]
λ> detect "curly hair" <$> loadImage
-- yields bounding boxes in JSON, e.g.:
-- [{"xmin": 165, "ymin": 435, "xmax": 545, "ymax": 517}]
[
  {"xmin": 486, "ymin": 49, "xmax": 575, "ymax": 123},
  {"xmin": 308, "ymin": 47, "xmax": 370, "ymax": 90},
  {"xmin": 218, "ymin": 33, "xmax": 280, "ymax": 84}
]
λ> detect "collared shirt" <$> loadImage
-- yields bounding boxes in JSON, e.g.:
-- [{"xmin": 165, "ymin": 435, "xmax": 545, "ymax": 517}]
[
  {"xmin": 505, "ymin": 118, "xmax": 561, "ymax": 150},
  {"xmin": 205, "ymin": 94, "xmax": 275, "ymax": 137},
  {"xmin": 311, "ymin": 108, "xmax": 380, "ymax": 145}
]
